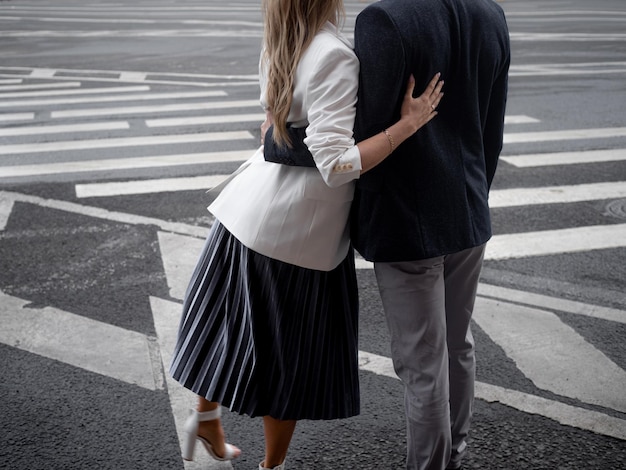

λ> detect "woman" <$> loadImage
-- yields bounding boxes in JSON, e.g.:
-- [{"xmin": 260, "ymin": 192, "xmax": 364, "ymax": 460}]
[{"xmin": 169, "ymin": 0, "xmax": 443, "ymax": 468}]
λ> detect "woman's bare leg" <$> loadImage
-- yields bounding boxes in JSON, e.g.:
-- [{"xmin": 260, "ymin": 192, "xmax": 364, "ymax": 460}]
[{"xmin": 262, "ymin": 415, "xmax": 297, "ymax": 468}]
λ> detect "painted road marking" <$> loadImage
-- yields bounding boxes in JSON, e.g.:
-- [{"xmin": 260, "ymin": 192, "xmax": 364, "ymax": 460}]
[
  {"xmin": 73, "ymin": 176, "xmax": 626, "ymax": 205},
  {"xmin": 485, "ymin": 224, "xmax": 626, "ymax": 260},
  {"xmin": 0, "ymin": 81, "xmax": 81, "ymax": 92},
  {"xmin": 0, "ymin": 190, "xmax": 209, "ymax": 238},
  {"xmin": 0, "ymin": 112, "xmax": 34, "ymax": 122},
  {"xmin": 0, "ymin": 131, "xmax": 253, "ymax": 155},
  {"xmin": 0, "ymin": 89, "xmax": 226, "ymax": 108},
  {"xmin": 75, "ymin": 174, "xmax": 229, "ymax": 198},
  {"xmin": 0, "ymin": 84, "xmax": 150, "ymax": 99},
  {"xmin": 477, "ymin": 283, "xmax": 626, "ymax": 325},
  {"xmin": 0, "ymin": 289, "xmax": 163, "ymax": 391},
  {"xmin": 0, "ymin": 29, "xmax": 264, "ymax": 38},
  {"xmin": 504, "ymin": 127, "xmax": 626, "ymax": 144},
  {"xmin": 505, "ymin": 115, "xmax": 540, "ymax": 124},
  {"xmin": 1, "ymin": 151, "xmax": 251, "ymax": 178},
  {"xmin": 0, "ymin": 121, "xmax": 129, "ymax": 137},
  {"xmin": 501, "ymin": 149, "xmax": 626, "ymax": 167},
  {"xmin": 489, "ymin": 181, "xmax": 626, "ymax": 207},
  {"xmin": 473, "ymin": 297, "xmax": 626, "ymax": 414},
  {"xmin": 146, "ymin": 113, "xmax": 266, "ymax": 127},
  {"xmin": 510, "ymin": 32, "xmax": 626, "ymax": 42},
  {"xmin": 51, "ymin": 99, "xmax": 260, "ymax": 118},
  {"xmin": 0, "ymin": 82, "xmax": 128, "ymax": 99},
  {"xmin": 0, "ymin": 15, "xmax": 263, "ymax": 27}
]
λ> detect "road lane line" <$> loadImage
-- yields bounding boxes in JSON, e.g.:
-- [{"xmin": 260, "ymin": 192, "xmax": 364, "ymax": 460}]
[
  {"xmin": 477, "ymin": 284, "xmax": 626, "ymax": 325},
  {"xmin": 473, "ymin": 297, "xmax": 626, "ymax": 414},
  {"xmin": 0, "ymin": 112, "xmax": 34, "ymax": 122},
  {"xmin": 146, "ymin": 113, "xmax": 266, "ymax": 127},
  {"xmin": 0, "ymin": 151, "xmax": 251, "ymax": 178},
  {"xmin": 75, "ymin": 174, "xmax": 229, "ymax": 198},
  {"xmin": 489, "ymin": 181, "xmax": 626, "ymax": 207},
  {"xmin": 0, "ymin": 195, "xmax": 13, "ymax": 230},
  {"xmin": 0, "ymin": 190, "xmax": 210, "ymax": 238},
  {"xmin": 0, "ymin": 289, "xmax": 162, "ymax": 391},
  {"xmin": 0, "ymin": 131, "xmax": 253, "ymax": 155},
  {"xmin": 158, "ymin": 232, "xmax": 206, "ymax": 300},
  {"xmin": 0, "ymin": 29, "xmax": 264, "ymax": 38},
  {"xmin": 485, "ymin": 224, "xmax": 626, "ymax": 260},
  {"xmin": 0, "ymin": 121, "xmax": 129, "ymax": 137},
  {"xmin": 0, "ymin": 79, "xmax": 23, "ymax": 85},
  {"xmin": 0, "ymin": 84, "xmax": 149, "ymax": 99},
  {"xmin": 0, "ymin": 81, "xmax": 81, "ymax": 92},
  {"xmin": 501, "ymin": 149, "xmax": 626, "ymax": 167},
  {"xmin": 0, "ymin": 90, "xmax": 226, "ymax": 107},
  {"xmin": 52, "ymin": 99, "xmax": 260, "ymax": 118},
  {"xmin": 504, "ymin": 127, "xmax": 626, "ymax": 144},
  {"xmin": 75, "ymin": 177, "xmax": 626, "ymax": 203},
  {"xmin": 510, "ymin": 32, "xmax": 626, "ymax": 42},
  {"xmin": 475, "ymin": 382, "xmax": 626, "ymax": 441},
  {"xmin": 504, "ymin": 115, "xmax": 540, "ymax": 124}
]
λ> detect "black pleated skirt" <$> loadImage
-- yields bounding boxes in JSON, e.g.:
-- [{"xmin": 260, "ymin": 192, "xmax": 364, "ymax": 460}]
[{"xmin": 169, "ymin": 221, "xmax": 360, "ymax": 420}]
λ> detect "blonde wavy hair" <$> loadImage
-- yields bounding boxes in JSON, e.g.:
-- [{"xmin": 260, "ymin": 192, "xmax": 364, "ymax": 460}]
[{"xmin": 262, "ymin": 0, "xmax": 345, "ymax": 147}]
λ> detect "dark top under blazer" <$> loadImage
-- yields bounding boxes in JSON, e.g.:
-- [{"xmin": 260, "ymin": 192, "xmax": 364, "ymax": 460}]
[{"xmin": 351, "ymin": 0, "xmax": 511, "ymax": 262}]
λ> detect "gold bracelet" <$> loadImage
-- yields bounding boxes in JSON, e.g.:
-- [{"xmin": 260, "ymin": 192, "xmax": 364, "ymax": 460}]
[{"xmin": 383, "ymin": 128, "xmax": 395, "ymax": 153}]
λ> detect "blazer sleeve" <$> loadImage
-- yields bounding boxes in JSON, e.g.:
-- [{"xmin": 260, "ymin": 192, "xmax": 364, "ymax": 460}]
[
  {"xmin": 354, "ymin": 5, "xmax": 406, "ymax": 142},
  {"xmin": 303, "ymin": 43, "xmax": 362, "ymax": 188},
  {"xmin": 483, "ymin": 28, "xmax": 511, "ymax": 189}
]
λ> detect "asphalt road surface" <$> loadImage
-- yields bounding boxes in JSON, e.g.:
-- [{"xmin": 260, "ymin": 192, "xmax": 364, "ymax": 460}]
[{"xmin": 1, "ymin": 0, "xmax": 625, "ymax": 469}]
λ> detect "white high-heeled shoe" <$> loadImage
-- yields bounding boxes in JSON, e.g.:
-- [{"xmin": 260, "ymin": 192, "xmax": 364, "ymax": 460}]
[
  {"xmin": 181, "ymin": 407, "xmax": 240, "ymax": 462},
  {"xmin": 259, "ymin": 462, "xmax": 285, "ymax": 470}
]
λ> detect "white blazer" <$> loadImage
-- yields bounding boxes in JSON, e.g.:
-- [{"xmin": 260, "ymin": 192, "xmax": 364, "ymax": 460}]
[{"xmin": 209, "ymin": 23, "xmax": 361, "ymax": 271}]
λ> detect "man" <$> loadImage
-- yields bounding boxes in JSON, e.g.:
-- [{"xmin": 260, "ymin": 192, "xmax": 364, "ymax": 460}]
[{"xmin": 350, "ymin": 1, "xmax": 510, "ymax": 469}]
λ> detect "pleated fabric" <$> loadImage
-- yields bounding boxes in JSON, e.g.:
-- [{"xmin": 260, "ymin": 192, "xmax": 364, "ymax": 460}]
[{"xmin": 169, "ymin": 221, "xmax": 360, "ymax": 420}]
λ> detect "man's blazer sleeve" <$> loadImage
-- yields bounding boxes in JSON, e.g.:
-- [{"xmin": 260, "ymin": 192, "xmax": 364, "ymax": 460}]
[
  {"xmin": 483, "ymin": 19, "xmax": 511, "ymax": 189},
  {"xmin": 354, "ymin": 5, "xmax": 406, "ymax": 142}
]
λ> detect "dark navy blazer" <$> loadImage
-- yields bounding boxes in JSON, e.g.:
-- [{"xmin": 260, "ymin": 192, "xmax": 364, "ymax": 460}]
[{"xmin": 350, "ymin": 0, "xmax": 511, "ymax": 262}]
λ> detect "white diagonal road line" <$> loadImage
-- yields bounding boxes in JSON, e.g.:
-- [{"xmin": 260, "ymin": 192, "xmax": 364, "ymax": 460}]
[
  {"xmin": 0, "ymin": 121, "xmax": 129, "ymax": 137},
  {"xmin": 0, "ymin": 90, "xmax": 226, "ymax": 107},
  {"xmin": 51, "ymin": 99, "xmax": 260, "ymax": 118},
  {"xmin": 146, "ymin": 113, "xmax": 266, "ymax": 127},
  {"xmin": 504, "ymin": 127, "xmax": 626, "ymax": 143},
  {"xmin": 0, "ymin": 131, "xmax": 253, "ymax": 155},
  {"xmin": 0, "ymin": 289, "xmax": 163, "ymax": 391},
  {"xmin": 0, "ymin": 112, "xmax": 34, "ymax": 122},
  {"xmin": 0, "ymin": 81, "xmax": 81, "ymax": 92},
  {"xmin": 473, "ymin": 297, "xmax": 626, "ymax": 413},
  {"xmin": 489, "ymin": 181, "xmax": 626, "ymax": 207},
  {"xmin": 1, "ymin": 151, "xmax": 252, "ymax": 178},
  {"xmin": 0, "ymin": 84, "xmax": 148, "ymax": 98},
  {"xmin": 75, "ymin": 174, "xmax": 230, "ymax": 198},
  {"xmin": 501, "ymin": 149, "xmax": 626, "ymax": 167},
  {"xmin": 485, "ymin": 224, "xmax": 626, "ymax": 260}
]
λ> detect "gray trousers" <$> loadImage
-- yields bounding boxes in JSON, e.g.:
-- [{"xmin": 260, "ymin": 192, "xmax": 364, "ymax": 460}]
[{"xmin": 374, "ymin": 244, "xmax": 486, "ymax": 470}]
